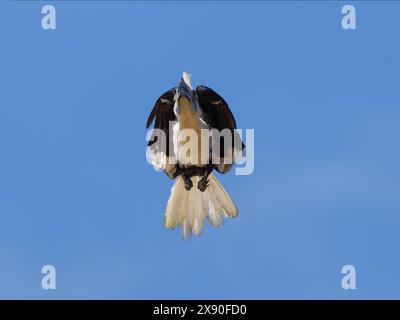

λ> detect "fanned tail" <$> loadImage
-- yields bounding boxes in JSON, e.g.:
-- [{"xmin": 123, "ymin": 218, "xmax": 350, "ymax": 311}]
[{"xmin": 164, "ymin": 174, "xmax": 238, "ymax": 239}]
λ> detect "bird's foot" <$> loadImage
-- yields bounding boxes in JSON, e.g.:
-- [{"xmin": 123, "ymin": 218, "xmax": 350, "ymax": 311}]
[
  {"xmin": 197, "ymin": 177, "xmax": 209, "ymax": 192},
  {"xmin": 183, "ymin": 177, "xmax": 193, "ymax": 191}
]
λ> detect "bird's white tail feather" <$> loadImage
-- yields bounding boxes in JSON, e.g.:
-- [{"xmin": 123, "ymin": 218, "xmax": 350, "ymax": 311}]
[{"xmin": 164, "ymin": 174, "xmax": 238, "ymax": 239}]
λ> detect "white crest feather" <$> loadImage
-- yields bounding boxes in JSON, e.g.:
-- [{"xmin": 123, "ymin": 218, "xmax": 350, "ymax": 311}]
[{"xmin": 182, "ymin": 71, "xmax": 193, "ymax": 90}]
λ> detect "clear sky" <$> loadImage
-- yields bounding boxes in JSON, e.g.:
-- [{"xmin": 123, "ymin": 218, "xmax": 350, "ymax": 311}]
[{"xmin": 1, "ymin": 1, "xmax": 399, "ymax": 299}]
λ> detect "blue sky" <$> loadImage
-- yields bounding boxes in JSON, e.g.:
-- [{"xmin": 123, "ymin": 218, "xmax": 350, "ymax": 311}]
[{"xmin": 0, "ymin": 1, "xmax": 399, "ymax": 299}]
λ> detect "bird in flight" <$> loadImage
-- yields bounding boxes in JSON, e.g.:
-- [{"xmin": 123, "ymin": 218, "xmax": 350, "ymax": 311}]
[{"xmin": 146, "ymin": 72, "xmax": 244, "ymax": 238}]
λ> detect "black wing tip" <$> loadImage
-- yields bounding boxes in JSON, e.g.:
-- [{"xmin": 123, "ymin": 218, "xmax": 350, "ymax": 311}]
[{"xmin": 145, "ymin": 105, "xmax": 157, "ymax": 128}]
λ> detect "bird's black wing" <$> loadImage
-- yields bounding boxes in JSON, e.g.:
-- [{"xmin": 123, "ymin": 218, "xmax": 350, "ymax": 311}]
[
  {"xmin": 146, "ymin": 87, "xmax": 176, "ymax": 130},
  {"xmin": 196, "ymin": 85, "xmax": 237, "ymax": 131},
  {"xmin": 146, "ymin": 87, "xmax": 179, "ymax": 179},
  {"xmin": 196, "ymin": 85, "xmax": 244, "ymax": 173},
  {"xmin": 146, "ymin": 87, "xmax": 177, "ymax": 153}
]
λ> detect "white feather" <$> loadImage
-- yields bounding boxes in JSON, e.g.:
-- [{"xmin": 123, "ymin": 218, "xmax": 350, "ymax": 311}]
[
  {"xmin": 146, "ymin": 145, "xmax": 166, "ymax": 171},
  {"xmin": 182, "ymin": 71, "xmax": 193, "ymax": 90},
  {"xmin": 164, "ymin": 173, "xmax": 238, "ymax": 239}
]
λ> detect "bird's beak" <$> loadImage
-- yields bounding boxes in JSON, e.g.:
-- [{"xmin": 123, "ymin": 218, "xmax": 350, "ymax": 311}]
[
  {"xmin": 174, "ymin": 72, "xmax": 195, "ymax": 116},
  {"xmin": 177, "ymin": 77, "xmax": 193, "ymax": 101}
]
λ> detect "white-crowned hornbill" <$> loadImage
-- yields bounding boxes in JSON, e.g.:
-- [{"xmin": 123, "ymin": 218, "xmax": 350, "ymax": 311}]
[{"xmin": 146, "ymin": 72, "xmax": 244, "ymax": 238}]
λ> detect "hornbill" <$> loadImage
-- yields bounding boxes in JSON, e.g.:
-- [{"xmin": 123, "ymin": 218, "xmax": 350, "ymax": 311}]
[{"xmin": 146, "ymin": 72, "xmax": 244, "ymax": 238}]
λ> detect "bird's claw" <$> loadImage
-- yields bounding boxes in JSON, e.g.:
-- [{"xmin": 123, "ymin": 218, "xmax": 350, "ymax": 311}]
[
  {"xmin": 197, "ymin": 178, "xmax": 209, "ymax": 192},
  {"xmin": 183, "ymin": 178, "xmax": 193, "ymax": 191}
]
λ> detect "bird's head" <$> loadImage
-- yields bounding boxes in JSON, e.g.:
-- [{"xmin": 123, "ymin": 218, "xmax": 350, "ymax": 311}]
[{"xmin": 174, "ymin": 72, "xmax": 197, "ymax": 116}]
